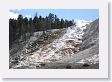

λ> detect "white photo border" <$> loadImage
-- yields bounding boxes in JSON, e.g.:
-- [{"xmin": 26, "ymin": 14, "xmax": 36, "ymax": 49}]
[{"xmin": 0, "ymin": 0, "xmax": 108, "ymax": 78}]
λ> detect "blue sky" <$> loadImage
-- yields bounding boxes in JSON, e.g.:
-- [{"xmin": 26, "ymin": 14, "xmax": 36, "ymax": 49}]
[{"xmin": 9, "ymin": 9, "xmax": 99, "ymax": 21}]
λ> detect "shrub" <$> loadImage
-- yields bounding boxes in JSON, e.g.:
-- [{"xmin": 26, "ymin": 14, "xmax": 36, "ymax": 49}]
[
  {"xmin": 40, "ymin": 63, "xmax": 46, "ymax": 66},
  {"xmin": 83, "ymin": 63, "xmax": 90, "ymax": 67},
  {"xmin": 11, "ymin": 60, "xmax": 19, "ymax": 65},
  {"xmin": 65, "ymin": 64, "xmax": 72, "ymax": 69}
]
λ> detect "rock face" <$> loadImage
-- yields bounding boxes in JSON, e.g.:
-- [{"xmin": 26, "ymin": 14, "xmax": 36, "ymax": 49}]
[
  {"xmin": 79, "ymin": 19, "xmax": 99, "ymax": 51},
  {"xmin": 9, "ymin": 19, "xmax": 99, "ymax": 69},
  {"xmin": 65, "ymin": 19, "xmax": 99, "ymax": 65},
  {"xmin": 77, "ymin": 19, "xmax": 99, "ymax": 65}
]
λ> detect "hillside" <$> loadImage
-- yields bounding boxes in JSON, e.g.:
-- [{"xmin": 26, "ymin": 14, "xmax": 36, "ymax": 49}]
[{"xmin": 9, "ymin": 19, "xmax": 99, "ymax": 69}]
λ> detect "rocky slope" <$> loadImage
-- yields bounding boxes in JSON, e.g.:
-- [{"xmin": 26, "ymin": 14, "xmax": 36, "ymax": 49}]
[
  {"xmin": 9, "ymin": 19, "xmax": 99, "ymax": 69},
  {"xmin": 76, "ymin": 19, "xmax": 99, "ymax": 65}
]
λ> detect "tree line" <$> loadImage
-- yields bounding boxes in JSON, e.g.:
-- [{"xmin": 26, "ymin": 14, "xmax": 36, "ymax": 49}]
[{"xmin": 9, "ymin": 13, "xmax": 75, "ymax": 46}]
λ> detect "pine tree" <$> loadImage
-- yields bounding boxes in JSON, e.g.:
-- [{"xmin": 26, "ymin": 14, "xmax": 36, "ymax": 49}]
[
  {"xmin": 29, "ymin": 18, "xmax": 34, "ymax": 35},
  {"xmin": 48, "ymin": 13, "xmax": 54, "ymax": 29},
  {"xmin": 60, "ymin": 18, "xmax": 65, "ymax": 28},
  {"xmin": 9, "ymin": 13, "xmax": 75, "ymax": 46},
  {"xmin": 17, "ymin": 15, "xmax": 23, "ymax": 38}
]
